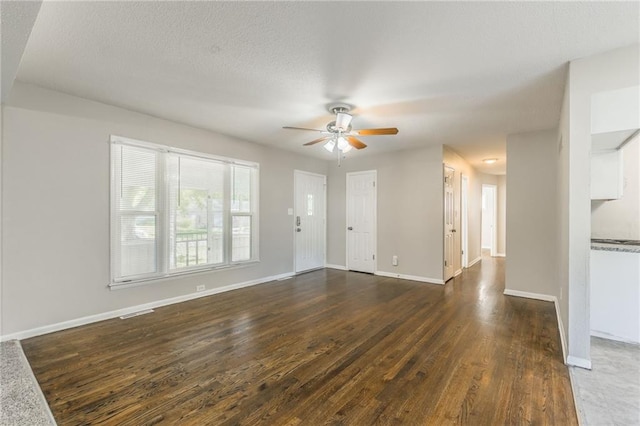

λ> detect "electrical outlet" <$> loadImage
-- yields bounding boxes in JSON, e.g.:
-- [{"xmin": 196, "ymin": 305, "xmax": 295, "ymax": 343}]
[
  {"xmin": 196, "ymin": 285, "xmax": 205, "ymax": 292},
  {"xmin": 392, "ymin": 255, "xmax": 398, "ymax": 266}
]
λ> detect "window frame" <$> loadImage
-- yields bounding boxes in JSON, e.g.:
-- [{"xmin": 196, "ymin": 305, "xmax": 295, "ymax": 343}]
[{"xmin": 110, "ymin": 135, "xmax": 259, "ymax": 287}]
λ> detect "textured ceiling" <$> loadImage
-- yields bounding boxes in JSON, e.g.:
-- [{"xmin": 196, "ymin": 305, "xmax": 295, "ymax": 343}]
[{"xmin": 15, "ymin": 1, "xmax": 640, "ymax": 174}]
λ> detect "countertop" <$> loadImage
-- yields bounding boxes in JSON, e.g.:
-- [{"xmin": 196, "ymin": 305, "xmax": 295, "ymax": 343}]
[{"xmin": 591, "ymin": 239, "xmax": 640, "ymax": 253}]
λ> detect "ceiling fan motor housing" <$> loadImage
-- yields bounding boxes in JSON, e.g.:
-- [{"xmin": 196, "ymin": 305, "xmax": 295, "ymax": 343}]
[{"xmin": 326, "ymin": 121, "xmax": 352, "ymax": 133}]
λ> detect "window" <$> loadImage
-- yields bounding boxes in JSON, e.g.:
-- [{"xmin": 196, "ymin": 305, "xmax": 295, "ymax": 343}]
[{"xmin": 111, "ymin": 136, "xmax": 258, "ymax": 286}]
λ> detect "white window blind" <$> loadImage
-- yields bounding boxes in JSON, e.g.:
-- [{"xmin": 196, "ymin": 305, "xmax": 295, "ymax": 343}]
[{"xmin": 110, "ymin": 136, "xmax": 259, "ymax": 285}]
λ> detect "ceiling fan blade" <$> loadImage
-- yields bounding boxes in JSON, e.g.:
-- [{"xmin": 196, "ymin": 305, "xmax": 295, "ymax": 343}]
[
  {"xmin": 303, "ymin": 136, "xmax": 331, "ymax": 146},
  {"xmin": 346, "ymin": 136, "xmax": 367, "ymax": 150},
  {"xmin": 354, "ymin": 127, "xmax": 399, "ymax": 136},
  {"xmin": 283, "ymin": 126, "xmax": 324, "ymax": 132}
]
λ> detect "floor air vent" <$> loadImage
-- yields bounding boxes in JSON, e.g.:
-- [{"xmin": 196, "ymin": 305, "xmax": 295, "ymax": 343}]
[{"xmin": 120, "ymin": 309, "xmax": 154, "ymax": 319}]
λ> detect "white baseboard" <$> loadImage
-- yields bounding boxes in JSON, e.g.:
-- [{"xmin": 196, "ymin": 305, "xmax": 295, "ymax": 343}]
[
  {"xmin": 325, "ymin": 264, "xmax": 347, "ymax": 271},
  {"xmin": 503, "ymin": 289, "xmax": 555, "ymax": 302},
  {"xmin": 567, "ymin": 356, "xmax": 592, "ymax": 370},
  {"xmin": 375, "ymin": 271, "xmax": 444, "ymax": 285},
  {"xmin": 0, "ymin": 272, "xmax": 294, "ymax": 342},
  {"xmin": 468, "ymin": 256, "xmax": 482, "ymax": 267},
  {"xmin": 494, "ymin": 253, "xmax": 506, "ymax": 258},
  {"xmin": 591, "ymin": 330, "xmax": 640, "ymax": 345},
  {"xmin": 454, "ymin": 269, "xmax": 462, "ymax": 277},
  {"xmin": 504, "ymin": 289, "xmax": 568, "ymax": 363},
  {"xmin": 555, "ymin": 299, "xmax": 567, "ymax": 363}
]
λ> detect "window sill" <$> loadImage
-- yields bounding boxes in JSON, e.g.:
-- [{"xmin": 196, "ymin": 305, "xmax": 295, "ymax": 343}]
[{"xmin": 109, "ymin": 260, "xmax": 260, "ymax": 290}]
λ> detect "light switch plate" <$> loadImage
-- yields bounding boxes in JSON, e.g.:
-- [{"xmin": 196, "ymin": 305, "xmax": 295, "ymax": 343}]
[{"xmin": 287, "ymin": 208, "xmax": 293, "ymax": 215}]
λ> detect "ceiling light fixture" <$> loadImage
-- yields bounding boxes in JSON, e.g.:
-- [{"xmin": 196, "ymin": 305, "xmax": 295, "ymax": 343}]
[
  {"xmin": 335, "ymin": 112, "xmax": 353, "ymax": 132},
  {"xmin": 323, "ymin": 133, "xmax": 353, "ymax": 166},
  {"xmin": 482, "ymin": 158, "xmax": 498, "ymax": 164}
]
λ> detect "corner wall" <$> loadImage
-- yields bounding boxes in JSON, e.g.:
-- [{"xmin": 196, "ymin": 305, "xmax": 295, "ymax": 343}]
[
  {"xmin": 559, "ymin": 44, "xmax": 640, "ymax": 367},
  {"xmin": 505, "ymin": 129, "xmax": 559, "ymax": 298}
]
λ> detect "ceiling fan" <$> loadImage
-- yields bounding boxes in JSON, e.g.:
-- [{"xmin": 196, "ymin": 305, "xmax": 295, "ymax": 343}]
[{"xmin": 283, "ymin": 103, "xmax": 399, "ymax": 153}]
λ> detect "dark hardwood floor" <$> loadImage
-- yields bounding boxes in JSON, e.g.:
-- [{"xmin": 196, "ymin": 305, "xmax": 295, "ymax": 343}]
[{"xmin": 22, "ymin": 256, "xmax": 577, "ymax": 425}]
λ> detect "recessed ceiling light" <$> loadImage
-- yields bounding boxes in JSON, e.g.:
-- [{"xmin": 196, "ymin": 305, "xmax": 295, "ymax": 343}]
[{"xmin": 482, "ymin": 158, "xmax": 498, "ymax": 164}]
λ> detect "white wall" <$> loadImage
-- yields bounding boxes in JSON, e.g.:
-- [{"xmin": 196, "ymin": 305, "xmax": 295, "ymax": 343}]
[
  {"xmin": 591, "ymin": 134, "xmax": 640, "ymax": 240},
  {"xmin": 326, "ymin": 146, "xmax": 444, "ymax": 282},
  {"xmin": 506, "ymin": 129, "xmax": 559, "ymax": 297},
  {"xmin": 559, "ymin": 44, "xmax": 640, "ymax": 367},
  {"xmin": 1, "ymin": 83, "xmax": 328, "ymax": 337}
]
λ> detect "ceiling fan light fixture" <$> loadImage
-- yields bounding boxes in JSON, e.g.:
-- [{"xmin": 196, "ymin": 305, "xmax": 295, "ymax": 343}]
[
  {"xmin": 337, "ymin": 136, "xmax": 352, "ymax": 153},
  {"xmin": 335, "ymin": 112, "xmax": 352, "ymax": 131},
  {"xmin": 324, "ymin": 139, "xmax": 336, "ymax": 152}
]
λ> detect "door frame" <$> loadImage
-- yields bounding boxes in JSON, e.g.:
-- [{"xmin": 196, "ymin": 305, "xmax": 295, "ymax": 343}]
[
  {"xmin": 293, "ymin": 170, "xmax": 327, "ymax": 274},
  {"xmin": 345, "ymin": 170, "xmax": 377, "ymax": 273},
  {"xmin": 481, "ymin": 184, "xmax": 498, "ymax": 257},
  {"xmin": 461, "ymin": 174, "xmax": 469, "ymax": 268}
]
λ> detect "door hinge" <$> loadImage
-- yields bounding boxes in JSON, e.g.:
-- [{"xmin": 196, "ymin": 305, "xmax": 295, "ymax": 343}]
[
  {"xmin": 445, "ymin": 260, "xmax": 447, "ymax": 266},
  {"xmin": 373, "ymin": 254, "xmax": 375, "ymax": 260},
  {"xmin": 373, "ymin": 181, "xmax": 376, "ymax": 187}
]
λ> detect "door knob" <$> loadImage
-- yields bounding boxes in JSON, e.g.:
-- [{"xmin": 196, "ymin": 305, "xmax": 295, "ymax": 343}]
[
  {"xmin": 296, "ymin": 228, "xmax": 301, "ymax": 232},
  {"xmin": 452, "ymin": 229, "xmax": 457, "ymax": 232},
  {"xmin": 347, "ymin": 226, "xmax": 353, "ymax": 230}
]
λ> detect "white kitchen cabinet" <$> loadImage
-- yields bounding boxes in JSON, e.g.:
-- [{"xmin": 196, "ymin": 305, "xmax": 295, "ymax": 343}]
[
  {"xmin": 591, "ymin": 150, "xmax": 623, "ymax": 200},
  {"xmin": 590, "ymin": 248, "xmax": 640, "ymax": 343}
]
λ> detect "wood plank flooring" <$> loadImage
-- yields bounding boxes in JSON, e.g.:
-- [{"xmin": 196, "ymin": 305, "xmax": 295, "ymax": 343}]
[{"xmin": 22, "ymin": 256, "xmax": 577, "ymax": 425}]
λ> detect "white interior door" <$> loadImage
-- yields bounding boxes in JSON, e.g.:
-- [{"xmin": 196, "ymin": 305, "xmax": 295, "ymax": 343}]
[
  {"xmin": 481, "ymin": 184, "xmax": 497, "ymax": 256},
  {"xmin": 444, "ymin": 166, "xmax": 455, "ymax": 281},
  {"xmin": 294, "ymin": 170, "xmax": 326, "ymax": 273},
  {"xmin": 346, "ymin": 171, "xmax": 376, "ymax": 273}
]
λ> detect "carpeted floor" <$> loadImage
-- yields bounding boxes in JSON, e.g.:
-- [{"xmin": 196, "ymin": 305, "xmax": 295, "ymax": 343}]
[{"xmin": 0, "ymin": 340, "xmax": 56, "ymax": 425}]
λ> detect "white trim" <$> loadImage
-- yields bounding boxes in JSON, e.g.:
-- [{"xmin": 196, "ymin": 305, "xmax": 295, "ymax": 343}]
[
  {"xmin": 568, "ymin": 368, "xmax": 586, "ymax": 426},
  {"xmin": 503, "ymin": 289, "xmax": 555, "ymax": 302},
  {"xmin": 454, "ymin": 269, "xmax": 462, "ymax": 277},
  {"xmin": 325, "ymin": 264, "xmax": 347, "ymax": 271},
  {"xmin": 0, "ymin": 272, "xmax": 293, "ymax": 342},
  {"xmin": 468, "ymin": 256, "xmax": 482, "ymax": 267},
  {"xmin": 375, "ymin": 271, "xmax": 445, "ymax": 285},
  {"xmin": 555, "ymin": 298, "xmax": 568, "ymax": 363},
  {"xmin": 591, "ymin": 329, "xmax": 640, "ymax": 345},
  {"xmin": 567, "ymin": 356, "xmax": 592, "ymax": 370},
  {"xmin": 494, "ymin": 253, "xmax": 506, "ymax": 258}
]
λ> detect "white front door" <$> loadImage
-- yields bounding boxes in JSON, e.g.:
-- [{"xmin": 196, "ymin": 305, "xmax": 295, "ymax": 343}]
[
  {"xmin": 294, "ymin": 170, "xmax": 326, "ymax": 273},
  {"xmin": 444, "ymin": 166, "xmax": 455, "ymax": 281},
  {"xmin": 346, "ymin": 170, "xmax": 376, "ymax": 273}
]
